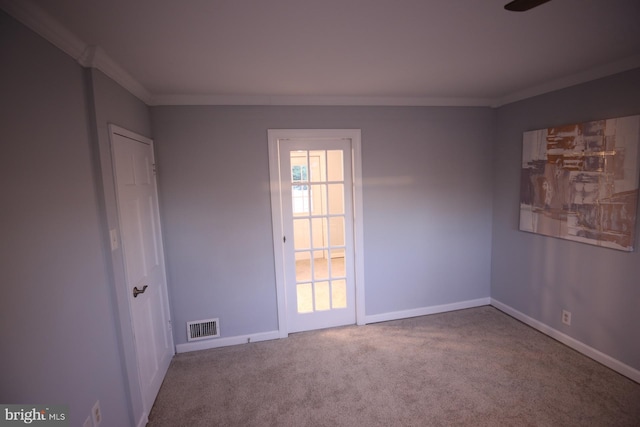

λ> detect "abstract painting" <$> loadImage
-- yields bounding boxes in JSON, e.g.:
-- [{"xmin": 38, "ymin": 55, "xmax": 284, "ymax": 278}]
[{"xmin": 519, "ymin": 115, "xmax": 640, "ymax": 251}]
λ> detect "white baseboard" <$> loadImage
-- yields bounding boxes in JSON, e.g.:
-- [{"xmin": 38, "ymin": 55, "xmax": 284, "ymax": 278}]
[
  {"xmin": 136, "ymin": 413, "xmax": 148, "ymax": 427},
  {"xmin": 491, "ymin": 298, "xmax": 640, "ymax": 384},
  {"xmin": 175, "ymin": 298, "xmax": 492, "ymax": 353},
  {"xmin": 364, "ymin": 297, "xmax": 491, "ymax": 324},
  {"xmin": 175, "ymin": 330, "xmax": 280, "ymax": 354},
  {"xmin": 173, "ymin": 298, "xmax": 640, "ymax": 385}
]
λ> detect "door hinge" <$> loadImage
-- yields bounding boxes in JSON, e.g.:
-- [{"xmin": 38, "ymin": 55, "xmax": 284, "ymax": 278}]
[
  {"xmin": 283, "ymin": 236, "xmax": 286, "ymax": 243},
  {"xmin": 152, "ymin": 163, "xmax": 157, "ymax": 175}
]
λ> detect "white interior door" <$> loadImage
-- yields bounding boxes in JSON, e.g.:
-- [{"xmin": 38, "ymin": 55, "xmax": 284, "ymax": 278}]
[
  {"xmin": 279, "ymin": 138, "xmax": 356, "ymax": 333},
  {"xmin": 111, "ymin": 128, "xmax": 173, "ymax": 415}
]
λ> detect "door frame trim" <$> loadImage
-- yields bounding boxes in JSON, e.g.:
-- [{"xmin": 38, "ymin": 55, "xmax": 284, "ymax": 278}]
[{"xmin": 268, "ymin": 129, "xmax": 365, "ymax": 337}]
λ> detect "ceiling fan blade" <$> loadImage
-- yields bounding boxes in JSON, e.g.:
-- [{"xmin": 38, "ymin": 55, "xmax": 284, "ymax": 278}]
[{"xmin": 504, "ymin": 0, "xmax": 552, "ymax": 12}]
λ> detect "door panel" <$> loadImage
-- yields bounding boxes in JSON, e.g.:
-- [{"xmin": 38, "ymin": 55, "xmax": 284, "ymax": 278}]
[
  {"xmin": 280, "ymin": 139, "xmax": 356, "ymax": 333},
  {"xmin": 112, "ymin": 132, "xmax": 173, "ymax": 415}
]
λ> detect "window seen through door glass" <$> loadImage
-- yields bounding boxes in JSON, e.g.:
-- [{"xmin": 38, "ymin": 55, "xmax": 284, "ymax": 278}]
[{"xmin": 291, "ymin": 164, "xmax": 309, "ymax": 214}]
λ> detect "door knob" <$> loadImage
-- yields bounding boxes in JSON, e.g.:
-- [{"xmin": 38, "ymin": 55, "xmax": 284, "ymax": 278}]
[{"xmin": 133, "ymin": 285, "xmax": 148, "ymax": 298}]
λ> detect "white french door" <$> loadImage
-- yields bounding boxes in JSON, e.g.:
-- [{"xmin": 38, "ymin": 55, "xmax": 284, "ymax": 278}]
[{"xmin": 269, "ymin": 130, "xmax": 365, "ymax": 335}]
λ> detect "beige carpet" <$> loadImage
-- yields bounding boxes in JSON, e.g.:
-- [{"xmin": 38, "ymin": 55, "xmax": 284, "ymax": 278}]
[{"xmin": 148, "ymin": 306, "xmax": 640, "ymax": 426}]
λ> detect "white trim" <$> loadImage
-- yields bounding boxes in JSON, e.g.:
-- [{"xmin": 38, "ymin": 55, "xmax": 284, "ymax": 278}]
[
  {"xmin": 109, "ymin": 124, "xmax": 153, "ymax": 145},
  {"xmin": 268, "ymin": 129, "xmax": 365, "ymax": 335},
  {"xmin": 3, "ymin": 0, "xmax": 639, "ymax": 108},
  {"xmin": 120, "ymin": 55, "xmax": 640, "ymax": 108},
  {"xmin": 135, "ymin": 413, "xmax": 148, "ymax": 427},
  {"xmin": 267, "ymin": 136, "xmax": 289, "ymax": 338},
  {"xmin": 176, "ymin": 330, "xmax": 280, "ymax": 353},
  {"xmin": 351, "ymin": 135, "xmax": 366, "ymax": 326},
  {"xmin": 0, "ymin": 0, "xmax": 85, "ymax": 59},
  {"xmin": 153, "ymin": 94, "xmax": 493, "ymax": 107},
  {"xmin": 491, "ymin": 298, "xmax": 640, "ymax": 384},
  {"xmin": 79, "ymin": 45, "xmax": 153, "ymax": 105},
  {"xmin": 364, "ymin": 298, "xmax": 491, "ymax": 324},
  {"xmin": 0, "ymin": 0, "xmax": 153, "ymax": 105},
  {"xmin": 3, "ymin": 0, "xmax": 638, "ymax": 109},
  {"xmin": 492, "ymin": 54, "xmax": 640, "ymax": 107}
]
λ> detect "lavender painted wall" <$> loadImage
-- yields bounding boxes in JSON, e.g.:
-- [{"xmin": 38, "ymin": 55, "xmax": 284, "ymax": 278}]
[
  {"xmin": 87, "ymin": 68, "xmax": 155, "ymax": 426},
  {"xmin": 151, "ymin": 106, "xmax": 495, "ymax": 345},
  {"xmin": 4, "ymin": 1, "xmax": 638, "ymax": 415},
  {"xmin": 0, "ymin": 11, "xmax": 133, "ymax": 426},
  {"xmin": 491, "ymin": 68, "xmax": 640, "ymax": 370}
]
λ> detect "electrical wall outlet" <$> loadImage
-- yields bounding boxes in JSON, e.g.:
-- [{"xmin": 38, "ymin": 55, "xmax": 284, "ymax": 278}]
[
  {"xmin": 92, "ymin": 400, "xmax": 102, "ymax": 426},
  {"xmin": 562, "ymin": 309, "xmax": 572, "ymax": 326},
  {"xmin": 83, "ymin": 416, "xmax": 92, "ymax": 427}
]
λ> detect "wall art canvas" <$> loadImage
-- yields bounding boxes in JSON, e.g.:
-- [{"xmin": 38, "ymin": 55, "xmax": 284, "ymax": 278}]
[{"xmin": 519, "ymin": 115, "xmax": 640, "ymax": 251}]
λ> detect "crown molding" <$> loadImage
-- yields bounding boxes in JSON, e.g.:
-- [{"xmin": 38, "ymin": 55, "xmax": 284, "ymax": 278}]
[
  {"xmin": 2, "ymin": 0, "xmax": 638, "ymax": 109},
  {"xmin": 127, "ymin": 54, "xmax": 640, "ymax": 108},
  {"xmin": 492, "ymin": 54, "xmax": 640, "ymax": 108},
  {"xmin": 78, "ymin": 45, "xmax": 154, "ymax": 104},
  {"xmin": 1, "ymin": 0, "xmax": 85, "ymax": 58},
  {"xmin": 1, "ymin": 0, "xmax": 153, "ymax": 105},
  {"xmin": 152, "ymin": 94, "xmax": 494, "ymax": 107}
]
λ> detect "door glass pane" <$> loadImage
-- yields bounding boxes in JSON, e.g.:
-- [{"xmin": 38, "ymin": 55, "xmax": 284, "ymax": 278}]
[
  {"xmin": 291, "ymin": 184, "xmax": 309, "ymax": 214},
  {"xmin": 331, "ymin": 280, "xmax": 347, "ymax": 308},
  {"xmin": 313, "ymin": 251, "xmax": 329, "ymax": 280},
  {"xmin": 329, "ymin": 216, "xmax": 345, "ymax": 247},
  {"xmin": 293, "ymin": 218, "xmax": 310, "ymax": 250},
  {"xmin": 291, "ymin": 164, "xmax": 308, "ymax": 183},
  {"xmin": 328, "ymin": 184, "xmax": 344, "ymax": 215},
  {"xmin": 291, "ymin": 152, "xmax": 309, "ymax": 181},
  {"xmin": 309, "ymin": 151, "xmax": 325, "ymax": 182},
  {"xmin": 330, "ymin": 256, "xmax": 345, "ymax": 278},
  {"xmin": 310, "ymin": 184, "xmax": 326, "ymax": 216},
  {"xmin": 297, "ymin": 283, "xmax": 313, "ymax": 313},
  {"xmin": 327, "ymin": 150, "xmax": 343, "ymax": 181},
  {"xmin": 291, "ymin": 152, "xmax": 309, "ymax": 214},
  {"xmin": 295, "ymin": 253, "xmax": 312, "ymax": 282},
  {"xmin": 315, "ymin": 281, "xmax": 330, "ymax": 311},
  {"xmin": 311, "ymin": 217, "xmax": 326, "ymax": 248}
]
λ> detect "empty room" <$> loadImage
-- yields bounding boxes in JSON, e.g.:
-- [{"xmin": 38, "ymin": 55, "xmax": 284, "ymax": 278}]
[{"xmin": 1, "ymin": 0, "xmax": 639, "ymax": 426}]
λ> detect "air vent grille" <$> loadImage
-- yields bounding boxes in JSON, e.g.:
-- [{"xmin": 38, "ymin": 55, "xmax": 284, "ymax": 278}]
[{"xmin": 187, "ymin": 318, "xmax": 220, "ymax": 341}]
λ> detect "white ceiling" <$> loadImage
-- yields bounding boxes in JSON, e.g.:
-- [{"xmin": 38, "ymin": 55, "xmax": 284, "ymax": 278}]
[{"xmin": 5, "ymin": 0, "xmax": 640, "ymax": 106}]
